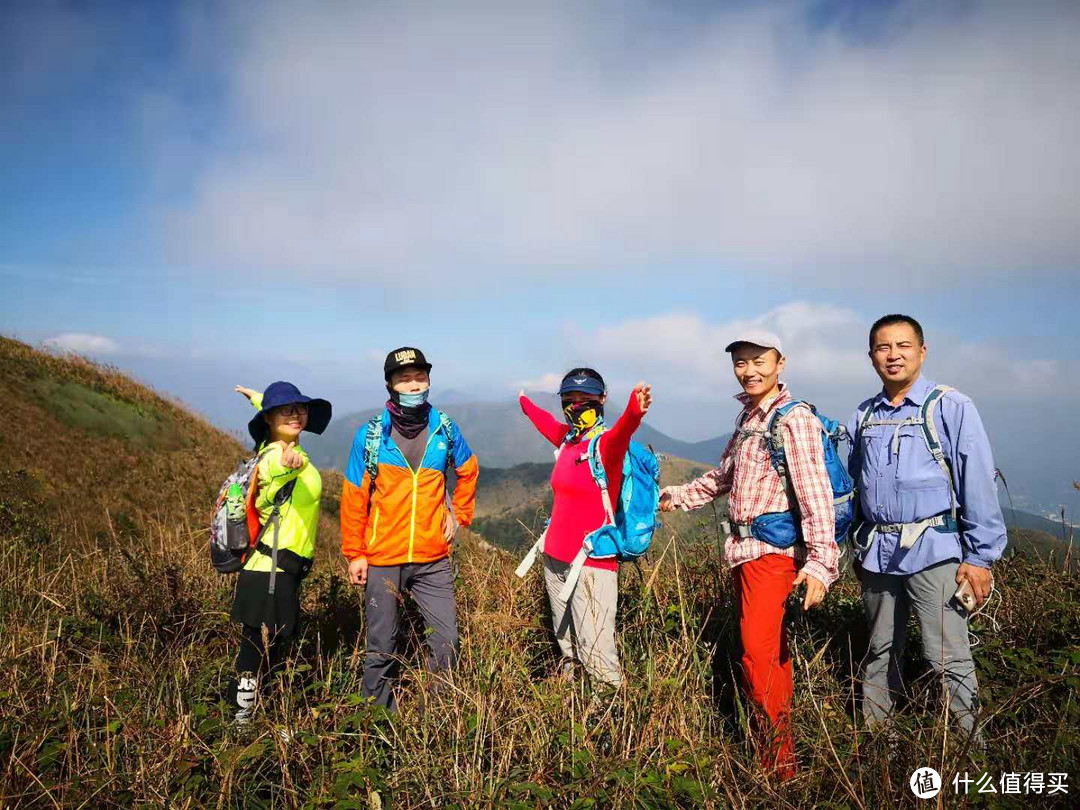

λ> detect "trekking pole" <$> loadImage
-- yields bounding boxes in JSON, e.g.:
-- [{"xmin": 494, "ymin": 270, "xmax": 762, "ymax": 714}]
[
  {"xmin": 995, "ymin": 468, "xmax": 1017, "ymax": 533},
  {"xmin": 710, "ymin": 501, "xmax": 723, "ymax": 552}
]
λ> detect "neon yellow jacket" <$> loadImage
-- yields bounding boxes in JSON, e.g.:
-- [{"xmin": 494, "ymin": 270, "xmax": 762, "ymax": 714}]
[{"xmin": 243, "ymin": 392, "xmax": 322, "ymax": 573}]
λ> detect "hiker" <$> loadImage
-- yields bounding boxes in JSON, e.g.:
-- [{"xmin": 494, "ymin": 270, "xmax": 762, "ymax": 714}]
[
  {"xmin": 340, "ymin": 347, "xmax": 479, "ymax": 710},
  {"xmin": 848, "ymin": 314, "xmax": 1006, "ymax": 738},
  {"xmin": 230, "ymin": 382, "xmax": 332, "ymax": 724},
  {"xmin": 658, "ymin": 331, "xmax": 839, "ymax": 778},
  {"xmin": 517, "ymin": 369, "xmax": 653, "ymax": 688}
]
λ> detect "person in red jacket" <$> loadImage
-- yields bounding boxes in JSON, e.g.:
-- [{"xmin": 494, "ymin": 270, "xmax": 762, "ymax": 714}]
[{"xmin": 518, "ymin": 368, "xmax": 652, "ymax": 687}]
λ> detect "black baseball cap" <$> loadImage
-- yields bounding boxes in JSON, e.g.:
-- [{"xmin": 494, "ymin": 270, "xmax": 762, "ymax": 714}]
[{"xmin": 384, "ymin": 347, "xmax": 432, "ymax": 381}]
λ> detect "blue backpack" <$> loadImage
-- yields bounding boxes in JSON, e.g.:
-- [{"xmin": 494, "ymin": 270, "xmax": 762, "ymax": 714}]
[
  {"xmin": 734, "ymin": 401, "xmax": 854, "ymax": 549},
  {"xmin": 514, "ymin": 432, "xmax": 661, "ymax": 599},
  {"xmin": 582, "ymin": 435, "xmax": 661, "ymax": 558}
]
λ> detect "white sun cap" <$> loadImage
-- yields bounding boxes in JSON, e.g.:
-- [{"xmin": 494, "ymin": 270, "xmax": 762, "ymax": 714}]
[{"xmin": 724, "ymin": 329, "xmax": 784, "ymax": 356}]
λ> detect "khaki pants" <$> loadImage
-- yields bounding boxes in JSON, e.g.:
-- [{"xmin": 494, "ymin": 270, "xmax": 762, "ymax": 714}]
[{"xmin": 543, "ymin": 555, "xmax": 621, "ymax": 686}]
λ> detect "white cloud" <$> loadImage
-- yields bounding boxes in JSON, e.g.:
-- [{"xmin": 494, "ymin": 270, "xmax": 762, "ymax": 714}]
[
  {"xmin": 536, "ymin": 301, "xmax": 1072, "ymax": 439},
  {"xmin": 514, "ymin": 372, "xmax": 565, "ymax": 393},
  {"xmin": 158, "ymin": 0, "xmax": 1080, "ymax": 287},
  {"xmin": 43, "ymin": 333, "xmax": 121, "ymax": 356},
  {"xmin": 577, "ymin": 302, "xmax": 872, "ymax": 396}
]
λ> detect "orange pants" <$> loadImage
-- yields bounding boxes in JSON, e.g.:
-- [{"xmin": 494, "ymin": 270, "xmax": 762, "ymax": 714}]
[{"xmin": 733, "ymin": 554, "xmax": 797, "ymax": 776}]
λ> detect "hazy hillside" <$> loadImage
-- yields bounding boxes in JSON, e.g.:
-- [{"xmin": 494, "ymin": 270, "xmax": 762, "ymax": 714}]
[
  {"xmin": 302, "ymin": 394, "xmax": 732, "ymax": 471},
  {"xmin": 2, "ymin": 337, "xmax": 1077, "ymax": 807}
]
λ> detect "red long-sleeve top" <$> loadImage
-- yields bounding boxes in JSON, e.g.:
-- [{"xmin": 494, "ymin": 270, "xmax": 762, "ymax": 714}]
[{"xmin": 519, "ymin": 391, "xmax": 645, "ymax": 571}]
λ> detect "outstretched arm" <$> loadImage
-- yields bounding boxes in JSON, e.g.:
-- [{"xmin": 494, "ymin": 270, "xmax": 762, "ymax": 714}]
[
  {"xmin": 659, "ymin": 434, "xmax": 736, "ymax": 511},
  {"xmin": 519, "ymin": 392, "xmax": 570, "ymax": 447},
  {"xmin": 236, "ymin": 385, "xmax": 263, "ymax": 410},
  {"xmin": 597, "ymin": 383, "xmax": 650, "ymax": 480}
]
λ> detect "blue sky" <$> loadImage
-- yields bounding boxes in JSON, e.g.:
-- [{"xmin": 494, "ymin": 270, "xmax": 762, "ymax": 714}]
[{"xmin": 3, "ymin": 0, "xmax": 1079, "ymax": 515}]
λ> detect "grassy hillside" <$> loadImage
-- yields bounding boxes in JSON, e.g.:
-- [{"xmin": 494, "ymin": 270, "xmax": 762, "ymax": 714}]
[{"xmin": 1, "ymin": 337, "xmax": 1078, "ymax": 808}]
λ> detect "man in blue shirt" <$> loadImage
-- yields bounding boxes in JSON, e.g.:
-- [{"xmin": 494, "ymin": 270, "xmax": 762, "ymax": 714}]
[{"xmin": 848, "ymin": 314, "xmax": 1006, "ymax": 736}]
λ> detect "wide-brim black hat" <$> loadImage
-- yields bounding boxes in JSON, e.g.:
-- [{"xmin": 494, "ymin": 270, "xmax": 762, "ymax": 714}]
[{"xmin": 248, "ymin": 381, "xmax": 333, "ymax": 443}]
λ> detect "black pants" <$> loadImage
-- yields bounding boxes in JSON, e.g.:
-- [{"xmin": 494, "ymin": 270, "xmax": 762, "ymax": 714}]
[
  {"xmin": 235, "ymin": 623, "xmax": 292, "ymax": 677},
  {"xmin": 229, "ymin": 569, "xmax": 301, "ymax": 706}
]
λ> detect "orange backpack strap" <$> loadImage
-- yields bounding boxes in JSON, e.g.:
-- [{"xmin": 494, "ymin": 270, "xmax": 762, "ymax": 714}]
[{"xmin": 245, "ymin": 473, "xmax": 262, "ymax": 548}]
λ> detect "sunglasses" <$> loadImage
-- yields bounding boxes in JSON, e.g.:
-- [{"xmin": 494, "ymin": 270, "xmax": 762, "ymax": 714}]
[{"xmin": 272, "ymin": 404, "xmax": 309, "ymax": 418}]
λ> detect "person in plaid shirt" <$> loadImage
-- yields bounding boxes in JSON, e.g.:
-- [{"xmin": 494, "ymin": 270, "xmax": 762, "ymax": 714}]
[{"xmin": 659, "ymin": 329, "xmax": 838, "ymax": 779}]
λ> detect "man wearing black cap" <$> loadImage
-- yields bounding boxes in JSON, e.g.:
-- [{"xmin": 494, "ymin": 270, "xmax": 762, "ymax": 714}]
[{"xmin": 340, "ymin": 348, "xmax": 479, "ymax": 709}]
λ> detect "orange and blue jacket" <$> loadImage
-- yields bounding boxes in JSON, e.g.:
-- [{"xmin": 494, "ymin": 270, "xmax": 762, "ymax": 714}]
[{"xmin": 340, "ymin": 407, "xmax": 479, "ymax": 566}]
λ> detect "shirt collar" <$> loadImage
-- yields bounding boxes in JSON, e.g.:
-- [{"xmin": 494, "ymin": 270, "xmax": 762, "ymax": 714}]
[
  {"xmin": 735, "ymin": 382, "xmax": 790, "ymax": 416},
  {"xmin": 874, "ymin": 374, "xmax": 934, "ymax": 408}
]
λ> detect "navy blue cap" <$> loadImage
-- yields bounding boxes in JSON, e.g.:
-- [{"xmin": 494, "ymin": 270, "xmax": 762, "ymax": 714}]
[
  {"xmin": 558, "ymin": 368, "xmax": 606, "ymax": 397},
  {"xmin": 248, "ymin": 381, "xmax": 332, "ymax": 443}
]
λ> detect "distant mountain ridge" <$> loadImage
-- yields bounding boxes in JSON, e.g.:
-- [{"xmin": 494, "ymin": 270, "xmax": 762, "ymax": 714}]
[{"xmin": 302, "ymin": 392, "xmax": 731, "ymax": 472}]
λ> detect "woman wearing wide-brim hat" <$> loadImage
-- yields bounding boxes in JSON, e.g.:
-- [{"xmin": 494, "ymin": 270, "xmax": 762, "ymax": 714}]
[{"xmin": 229, "ymin": 381, "xmax": 332, "ymax": 725}]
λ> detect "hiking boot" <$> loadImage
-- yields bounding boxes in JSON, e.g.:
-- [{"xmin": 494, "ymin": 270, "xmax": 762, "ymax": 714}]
[{"xmin": 233, "ymin": 705, "xmax": 254, "ymax": 729}]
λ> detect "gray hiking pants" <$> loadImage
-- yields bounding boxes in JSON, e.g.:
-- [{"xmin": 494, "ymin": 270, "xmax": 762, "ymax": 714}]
[
  {"xmin": 543, "ymin": 555, "xmax": 622, "ymax": 687},
  {"xmin": 363, "ymin": 557, "xmax": 458, "ymax": 710},
  {"xmin": 859, "ymin": 560, "xmax": 979, "ymax": 733}
]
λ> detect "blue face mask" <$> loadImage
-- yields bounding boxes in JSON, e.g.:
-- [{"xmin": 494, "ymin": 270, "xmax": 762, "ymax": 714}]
[{"xmin": 397, "ymin": 389, "xmax": 430, "ymax": 408}]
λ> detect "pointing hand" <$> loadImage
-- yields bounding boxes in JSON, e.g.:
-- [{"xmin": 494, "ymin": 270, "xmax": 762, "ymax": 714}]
[{"xmin": 280, "ymin": 441, "xmax": 304, "ymax": 469}]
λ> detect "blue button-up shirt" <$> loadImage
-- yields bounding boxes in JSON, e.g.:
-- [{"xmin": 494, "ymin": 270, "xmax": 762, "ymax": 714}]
[{"xmin": 847, "ymin": 375, "xmax": 1007, "ymax": 574}]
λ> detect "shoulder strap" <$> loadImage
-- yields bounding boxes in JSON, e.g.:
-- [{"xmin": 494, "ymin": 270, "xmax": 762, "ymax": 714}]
[
  {"xmin": 437, "ymin": 410, "xmax": 456, "ymax": 474},
  {"xmin": 254, "ymin": 476, "xmax": 298, "ymax": 597},
  {"xmin": 763, "ymin": 400, "xmax": 815, "ymax": 479},
  {"xmin": 849, "ymin": 402, "xmax": 877, "ymax": 477},
  {"xmin": 363, "ymin": 415, "xmax": 382, "ymax": 480},
  {"xmin": 363, "ymin": 415, "xmax": 383, "ymax": 515},
  {"xmin": 586, "ymin": 433, "xmax": 617, "ymax": 526},
  {"xmin": 921, "ymin": 385, "xmax": 957, "ymax": 521}
]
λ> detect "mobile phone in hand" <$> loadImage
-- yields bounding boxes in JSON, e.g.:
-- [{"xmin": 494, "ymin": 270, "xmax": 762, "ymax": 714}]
[{"xmin": 953, "ymin": 579, "xmax": 976, "ymax": 613}]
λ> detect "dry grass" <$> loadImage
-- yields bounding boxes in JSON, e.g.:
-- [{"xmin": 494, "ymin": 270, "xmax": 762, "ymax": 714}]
[{"xmin": 2, "ymin": 496, "xmax": 1078, "ymax": 808}]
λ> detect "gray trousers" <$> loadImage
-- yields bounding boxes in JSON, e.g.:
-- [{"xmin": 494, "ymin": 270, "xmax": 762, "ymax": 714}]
[
  {"xmin": 363, "ymin": 557, "xmax": 458, "ymax": 709},
  {"xmin": 543, "ymin": 555, "xmax": 622, "ymax": 687},
  {"xmin": 859, "ymin": 560, "xmax": 979, "ymax": 732}
]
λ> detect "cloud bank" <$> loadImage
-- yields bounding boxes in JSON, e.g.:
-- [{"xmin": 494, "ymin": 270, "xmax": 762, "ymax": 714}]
[
  {"xmin": 523, "ymin": 301, "xmax": 1069, "ymax": 441},
  {"xmin": 159, "ymin": 0, "xmax": 1080, "ymax": 287}
]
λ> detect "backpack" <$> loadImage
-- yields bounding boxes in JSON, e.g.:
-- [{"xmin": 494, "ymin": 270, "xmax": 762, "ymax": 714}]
[
  {"xmin": 733, "ymin": 401, "xmax": 855, "ymax": 549},
  {"xmin": 580, "ymin": 434, "xmax": 661, "ymax": 563},
  {"xmin": 209, "ymin": 447, "xmax": 297, "ymax": 578}
]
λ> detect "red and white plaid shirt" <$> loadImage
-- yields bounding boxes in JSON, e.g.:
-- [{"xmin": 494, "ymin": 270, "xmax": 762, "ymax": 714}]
[{"xmin": 667, "ymin": 384, "xmax": 839, "ymax": 588}]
